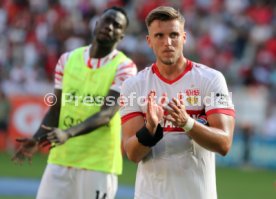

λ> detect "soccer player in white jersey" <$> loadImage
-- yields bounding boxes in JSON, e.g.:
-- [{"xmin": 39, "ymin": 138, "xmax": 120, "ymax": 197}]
[
  {"xmin": 121, "ymin": 6, "xmax": 235, "ymax": 199},
  {"xmin": 12, "ymin": 7, "xmax": 137, "ymax": 199}
]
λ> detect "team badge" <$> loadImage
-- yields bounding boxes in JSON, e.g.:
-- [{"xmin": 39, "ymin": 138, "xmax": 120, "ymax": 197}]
[
  {"xmin": 186, "ymin": 96, "xmax": 199, "ymax": 105},
  {"xmin": 185, "ymin": 88, "xmax": 200, "ymax": 105}
]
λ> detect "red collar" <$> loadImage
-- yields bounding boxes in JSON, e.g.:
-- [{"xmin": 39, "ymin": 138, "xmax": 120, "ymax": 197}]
[{"xmin": 152, "ymin": 60, "xmax": 192, "ymax": 84}]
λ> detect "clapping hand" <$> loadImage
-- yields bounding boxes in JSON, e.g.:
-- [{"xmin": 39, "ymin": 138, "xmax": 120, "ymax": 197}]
[
  {"xmin": 163, "ymin": 98, "xmax": 189, "ymax": 128},
  {"xmin": 145, "ymin": 91, "xmax": 164, "ymax": 134}
]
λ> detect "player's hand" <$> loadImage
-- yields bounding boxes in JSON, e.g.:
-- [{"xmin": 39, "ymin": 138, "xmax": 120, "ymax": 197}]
[
  {"xmin": 146, "ymin": 91, "xmax": 164, "ymax": 134},
  {"xmin": 43, "ymin": 125, "xmax": 71, "ymax": 145},
  {"xmin": 12, "ymin": 138, "xmax": 39, "ymax": 165},
  {"xmin": 163, "ymin": 98, "xmax": 189, "ymax": 127}
]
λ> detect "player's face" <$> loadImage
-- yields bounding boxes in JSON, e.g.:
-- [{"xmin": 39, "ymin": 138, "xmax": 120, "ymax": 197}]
[
  {"xmin": 94, "ymin": 10, "xmax": 127, "ymax": 45},
  {"xmin": 147, "ymin": 19, "xmax": 186, "ymax": 65}
]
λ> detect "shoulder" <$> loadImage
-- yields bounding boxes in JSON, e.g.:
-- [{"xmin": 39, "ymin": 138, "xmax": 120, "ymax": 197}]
[
  {"xmin": 114, "ymin": 50, "xmax": 137, "ymax": 68},
  {"xmin": 60, "ymin": 46, "xmax": 86, "ymax": 60},
  {"xmin": 191, "ymin": 61, "xmax": 225, "ymax": 82},
  {"xmin": 132, "ymin": 65, "xmax": 152, "ymax": 82},
  {"xmin": 69, "ymin": 46, "xmax": 88, "ymax": 57},
  {"xmin": 115, "ymin": 52, "xmax": 137, "ymax": 77},
  {"xmin": 117, "ymin": 55, "xmax": 136, "ymax": 67},
  {"xmin": 122, "ymin": 66, "xmax": 152, "ymax": 90},
  {"xmin": 116, "ymin": 50, "xmax": 135, "ymax": 64}
]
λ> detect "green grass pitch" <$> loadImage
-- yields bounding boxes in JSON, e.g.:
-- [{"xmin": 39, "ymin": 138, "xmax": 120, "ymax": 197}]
[{"xmin": 0, "ymin": 152, "xmax": 275, "ymax": 199}]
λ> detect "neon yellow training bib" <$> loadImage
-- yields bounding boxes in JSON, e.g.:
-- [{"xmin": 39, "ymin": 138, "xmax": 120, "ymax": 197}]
[{"xmin": 48, "ymin": 47, "xmax": 127, "ymax": 175}]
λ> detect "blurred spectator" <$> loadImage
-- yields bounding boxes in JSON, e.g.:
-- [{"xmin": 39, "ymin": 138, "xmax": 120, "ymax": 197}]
[
  {"xmin": 1, "ymin": 0, "xmax": 276, "ymax": 161},
  {"xmin": 240, "ymin": 123, "xmax": 253, "ymax": 165},
  {"xmin": 263, "ymin": 105, "xmax": 276, "ymax": 138},
  {"xmin": 0, "ymin": 89, "xmax": 10, "ymax": 151}
]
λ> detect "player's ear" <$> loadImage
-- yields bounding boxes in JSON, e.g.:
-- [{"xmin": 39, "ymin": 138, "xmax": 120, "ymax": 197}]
[
  {"xmin": 92, "ymin": 21, "xmax": 99, "ymax": 36},
  {"xmin": 146, "ymin": 35, "xmax": 152, "ymax": 48},
  {"xmin": 183, "ymin": 31, "xmax": 186, "ymax": 44},
  {"xmin": 120, "ymin": 33, "xmax": 125, "ymax": 40}
]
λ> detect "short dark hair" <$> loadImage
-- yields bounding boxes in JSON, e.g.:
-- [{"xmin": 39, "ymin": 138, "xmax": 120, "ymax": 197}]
[
  {"xmin": 145, "ymin": 6, "xmax": 185, "ymax": 28},
  {"xmin": 103, "ymin": 6, "xmax": 129, "ymax": 28}
]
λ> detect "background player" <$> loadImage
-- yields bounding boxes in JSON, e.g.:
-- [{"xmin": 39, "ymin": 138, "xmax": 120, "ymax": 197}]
[{"xmin": 12, "ymin": 6, "xmax": 137, "ymax": 199}]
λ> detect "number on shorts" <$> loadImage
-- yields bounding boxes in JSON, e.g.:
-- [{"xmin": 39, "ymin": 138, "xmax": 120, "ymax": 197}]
[{"xmin": 95, "ymin": 190, "xmax": 107, "ymax": 199}]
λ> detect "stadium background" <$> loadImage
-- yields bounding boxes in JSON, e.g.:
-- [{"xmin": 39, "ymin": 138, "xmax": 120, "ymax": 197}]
[{"xmin": 0, "ymin": 0, "xmax": 276, "ymax": 198}]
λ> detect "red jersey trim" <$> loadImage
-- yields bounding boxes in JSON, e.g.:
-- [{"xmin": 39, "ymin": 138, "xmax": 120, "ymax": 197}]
[
  {"xmin": 117, "ymin": 72, "xmax": 130, "ymax": 77},
  {"xmin": 121, "ymin": 112, "xmax": 144, "ymax": 124},
  {"xmin": 164, "ymin": 127, "xmax": 184, "ymax": 132},
  {"xmin": 87, "ymin": 58, "xmax": 92, "ymax": 68},
  {"xmin": 97, "ymin": 59, "xmax": 101, "ymax": 68},
  {"xmin": 206, "ymin": 108, "xmax": 235, "ymax": 117},
  {"xmin": 118, "ymin": 62, "xmax": 135, "ymax": 71},
  {"xmin": 55, "ymin": 71, "xmax": 64, "ymax": 76},
  {"xmin": 55, "ymin": 76, "xmax": 62, "ymax": 81},
  {"xmin": 152, "ymin": 60, "xmax": 193, "ymax": 84},
  {"xmin": 187, "ymin": 109, "xmax": 205, "ymax": 116}
]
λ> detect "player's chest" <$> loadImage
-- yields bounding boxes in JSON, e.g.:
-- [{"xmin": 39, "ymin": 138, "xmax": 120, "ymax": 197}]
[{"xmin": 140, "ymin": 77, "xmax": 205, "ymax": 111}]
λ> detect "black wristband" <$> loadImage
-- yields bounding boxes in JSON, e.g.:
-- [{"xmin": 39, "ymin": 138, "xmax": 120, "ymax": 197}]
[{"xmin": 136, "ymin": 124, "xmax": 163, "ymax": 147}]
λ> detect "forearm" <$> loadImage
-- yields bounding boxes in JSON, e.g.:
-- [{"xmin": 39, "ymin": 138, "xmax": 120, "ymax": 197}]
[
  {"xmin": 66, "ymin": 105, "xmax": 119, "ymax": 137},
  {"xmin": 65, "ymin": 89, "xmax": 120, "ymax": 137},
  {"xmin": 33, "ymin": 89, "xmax": 61, "ymax": 141},
  {"xmin": 124, "ymin": 122, "xmax": 163, "ymax": 163},
  {"xmin": 187, "ymin": 121, "xmax": 232, "ymax": 156},
  {"xmin": 125, "ymin": 136, "xmax": 152, "ymax": 163},
  {"xmin": 33, "ymin": 109, "xmax": 60, "ymax": 141}
]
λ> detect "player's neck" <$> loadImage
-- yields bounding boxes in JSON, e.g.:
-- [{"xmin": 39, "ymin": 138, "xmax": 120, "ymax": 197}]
[
  {"xmin": 90, "ymin": 42, "xmax": 116, "ymax": 58},
  {"xmin": 156, "ymin": 57, "xmax": 187, "ymax": 80}
]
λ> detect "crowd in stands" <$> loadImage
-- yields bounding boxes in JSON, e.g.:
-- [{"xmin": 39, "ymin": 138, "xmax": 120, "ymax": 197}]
[{"xmin": 0, "ymin": 0, "xmax": 275, "ymax": 137}]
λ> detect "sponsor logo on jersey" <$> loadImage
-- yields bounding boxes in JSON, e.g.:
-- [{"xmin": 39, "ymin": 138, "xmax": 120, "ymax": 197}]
[{"xmin": 215, "ymin": 93, "xmax": 229, "ymax": 106}]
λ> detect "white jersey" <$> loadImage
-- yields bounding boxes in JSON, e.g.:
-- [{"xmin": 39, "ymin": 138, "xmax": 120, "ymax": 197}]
[
  {"xmin": 120, "ymin": 60, "xmax": 235, "ymax": 199},
  {"xmin": 54, "ymin": 45, "xmax": 137, "ymax": 93}
]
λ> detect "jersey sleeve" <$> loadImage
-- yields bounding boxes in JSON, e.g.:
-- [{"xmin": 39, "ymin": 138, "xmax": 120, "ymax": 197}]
[
  {"xmin": 54, "ymin": 52, "xmax": 71, "ymax": 89},
  {"xmin": 110, "ymin": 58, "xmax": 137, "ymax": 93},
  {"xmin": 204, "ymin": 72, "xmax": 235, "ymax": 117},
  {"xmin": 120, "ymin": 77, "xmax": 144, "ymax": 124}
]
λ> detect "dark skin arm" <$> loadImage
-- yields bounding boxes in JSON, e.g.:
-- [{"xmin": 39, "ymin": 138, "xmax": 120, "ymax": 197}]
[
  {"xmin": 34, "ymin": 89, "xmax": 62, "ymax": 140},
  {"xmin": 46, "ymin": 89, "xmax": 120, "ymax": 144},
  {"xmin": 12, "ymin": 89, "xmax": 62, "ymax": 164},
  {"xmin": 67, "ymin": 89, "xmax": 120, "ymax": 136}
]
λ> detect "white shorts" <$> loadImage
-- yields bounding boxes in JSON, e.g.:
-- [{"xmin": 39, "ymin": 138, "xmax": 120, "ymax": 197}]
[{"xmin": 36, "ymin": 164, "xmax": 118, "ymax": 199}]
